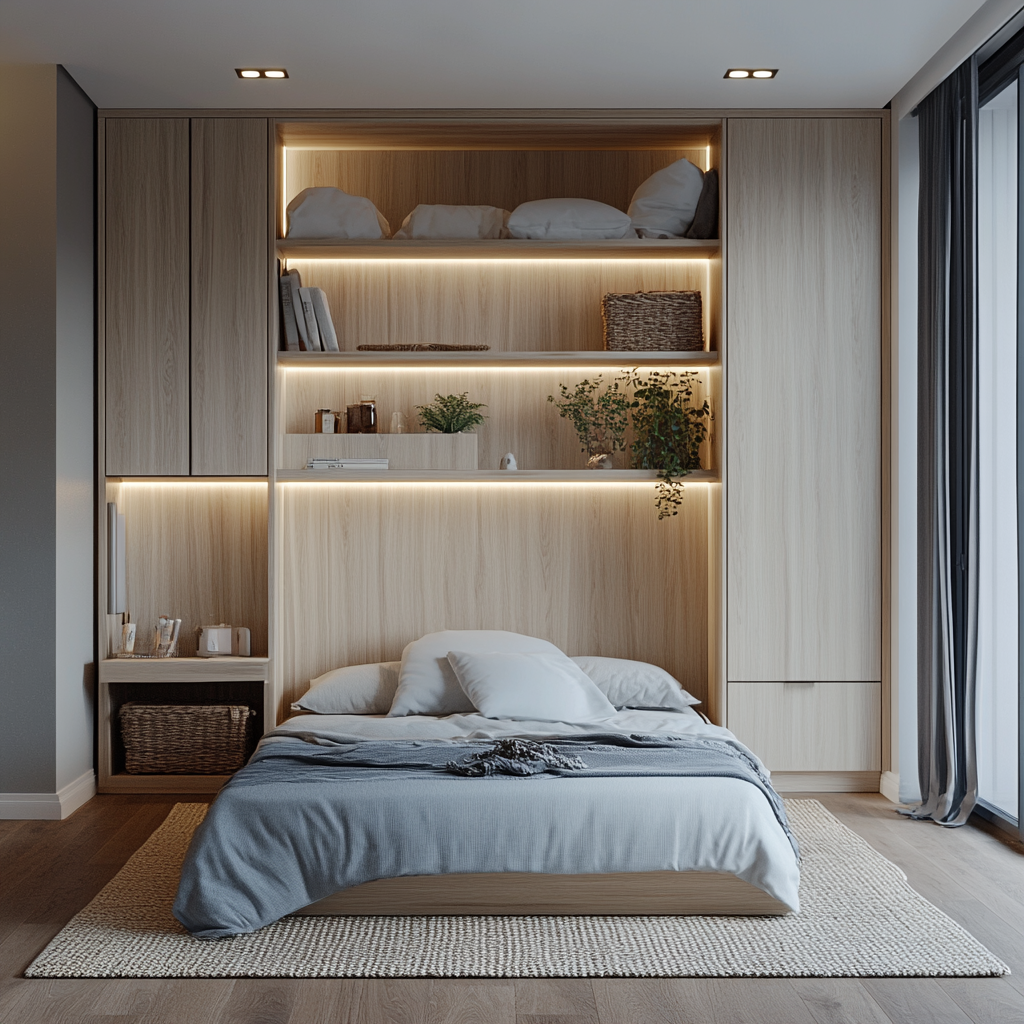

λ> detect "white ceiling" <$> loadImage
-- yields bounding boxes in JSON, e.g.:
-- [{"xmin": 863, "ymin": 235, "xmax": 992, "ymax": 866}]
[{"xmin": 0, "ymin": 0, "xmax": 991, "ymax": 110}]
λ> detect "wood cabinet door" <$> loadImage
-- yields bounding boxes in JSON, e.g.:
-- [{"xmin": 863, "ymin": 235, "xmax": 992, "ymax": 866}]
[
  {"xmin": 190, "ymin": 118, "xmax": 268, "ymax": 476},
  {"xmin": 105, "ymin": 118, "xmax": 190, "ymax": 476},
  {"xmin": 726, "ymin": 118, "xmax": 881, "ymax": 682}
]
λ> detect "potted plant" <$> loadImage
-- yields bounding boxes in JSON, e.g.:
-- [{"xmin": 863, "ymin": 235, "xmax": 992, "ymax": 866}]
[
  {"xmin": 547, "ymin": 376, "xmax": 632, "ymax": 468},
  {"xmin": 416, "ymin": 393, "xmax": 487, "ymax": 433},
  {"xmin": 621, "ymin": 369, "xmax": 710, "ymax": 518}
]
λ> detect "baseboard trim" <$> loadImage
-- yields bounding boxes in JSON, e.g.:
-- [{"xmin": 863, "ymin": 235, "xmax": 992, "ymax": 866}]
[
  {"xmin": 771, "ymin": 771, "xmax": 881, "ymax": 793},
  {"xmin": 879, "ymin": 770, "xmax": 902, "ymax": 805},
  {"xmin": 0, "ymin": 770, "xmax": 96, "ymax": 820}
]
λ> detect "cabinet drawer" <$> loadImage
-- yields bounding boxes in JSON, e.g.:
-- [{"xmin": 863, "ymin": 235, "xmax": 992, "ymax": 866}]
[{"xmin": 727, "ymin": 682, "xmax": 880, "ymax": 772}]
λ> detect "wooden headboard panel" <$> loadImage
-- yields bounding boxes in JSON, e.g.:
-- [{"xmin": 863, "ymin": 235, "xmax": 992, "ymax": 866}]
[{"xmin": 277, "ymin": 483, "xmax": 710, "ymax": 716}]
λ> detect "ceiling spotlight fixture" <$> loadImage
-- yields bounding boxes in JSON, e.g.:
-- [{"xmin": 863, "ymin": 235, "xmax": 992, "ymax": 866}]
[
  {"xmin": 725, "ymin": 68, "xmax": 777, "ymax": 80},
  {"xmin": 235, "ymin": 68, "xmax": 290, "ymax": 79}
]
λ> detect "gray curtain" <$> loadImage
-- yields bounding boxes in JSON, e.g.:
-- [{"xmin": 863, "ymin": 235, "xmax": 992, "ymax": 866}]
[{"xmin": 911, "ymin": 58, "xmax": 980, "ymax": 826}]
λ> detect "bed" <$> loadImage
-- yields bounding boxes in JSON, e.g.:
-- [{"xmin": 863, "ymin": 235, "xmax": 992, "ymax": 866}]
[{"xmin": 172, "ymin": 633, "xmax": 800, "ymax": 939}]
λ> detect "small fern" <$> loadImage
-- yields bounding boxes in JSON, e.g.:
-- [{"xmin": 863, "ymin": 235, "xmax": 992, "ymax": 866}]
[{"xmin": 416, "ymin": 392, "xmax": 487, "ymax": 433}]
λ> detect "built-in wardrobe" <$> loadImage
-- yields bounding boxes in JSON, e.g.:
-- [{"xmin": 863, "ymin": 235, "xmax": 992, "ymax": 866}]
[{"xmin": 95, "ymin": 110, "xmax": 887, "ymax": 796}]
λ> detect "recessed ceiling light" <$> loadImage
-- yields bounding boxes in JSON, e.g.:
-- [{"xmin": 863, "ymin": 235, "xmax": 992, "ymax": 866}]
[
  {"xmin": 725, "ymin": 68, "xmax": 777, "ymax": 80},
  {"xmin": 235, "ymin": 68, "xmax": 289, "ymax": 79}
]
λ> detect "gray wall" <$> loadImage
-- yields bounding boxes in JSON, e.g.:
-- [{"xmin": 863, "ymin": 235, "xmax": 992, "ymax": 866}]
[
  {"xmin": 55, "ymin": 67, "xmax": 96, "ymax": 791},
  {"xmin": 0, "ymin": 65, "xmax": 95, "ymax": 796}
]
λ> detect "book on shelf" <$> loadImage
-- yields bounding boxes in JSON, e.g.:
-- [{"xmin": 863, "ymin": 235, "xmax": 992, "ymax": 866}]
[
  {"xmin": 282, "ymin": 269, "xmax": 310, "ymax": 350},
  {"xmin": 278, "ymin": 271, "xmax": 300, "ymax": 351},
  {"xmin": 309, "ymin": 288, "xmax": 340, "ymax": 352},
  {"xmin": 306, "ymin": 458, "xmax": 389, "ymax": 470},
  {"xmin": 297, "ymin": 287, "xmax": 323, "ymax": 351}
]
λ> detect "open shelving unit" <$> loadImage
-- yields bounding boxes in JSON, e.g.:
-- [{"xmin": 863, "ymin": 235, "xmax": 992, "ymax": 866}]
[{"xmin": 270, "ymin": 114, "xmax": 725, "ymax": 727}]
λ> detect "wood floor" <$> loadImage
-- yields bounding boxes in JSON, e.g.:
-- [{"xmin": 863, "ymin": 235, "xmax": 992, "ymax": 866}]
[{"xmin": 1, "ymin": 793, "xmax": 1022, "ymax": 1024}]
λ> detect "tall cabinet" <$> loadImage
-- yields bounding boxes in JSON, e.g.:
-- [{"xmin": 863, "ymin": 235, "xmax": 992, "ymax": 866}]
[
  {"xmin": 104, "ymin": 117, "xmax": 268, "ymax": 477},
  {"xmin": 725, "ymin": 117, "xmax": 883, "ymax": 785}
]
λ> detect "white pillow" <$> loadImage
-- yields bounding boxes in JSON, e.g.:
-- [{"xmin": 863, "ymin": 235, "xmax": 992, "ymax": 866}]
[
  {"xmin": 389, "ymin": 630, "xmax": 564, "ymax": 716},
  {"xmin": 286, "ymin": 186, "xmax": 391, "ymax": 239},
  {"xmin": 570, "ymin": 656, "xmax": 700, "ymax": 711},
  {"xmin": 294, "ymin": 661, "xmax": 400, "ymax": 715},
  {"xmin": 393, "ymin": 204, "xmax": 510, "ymax": 240},
  {"xmin": 627, "ymin": 158, "xmax": 705, "ymax": 239},
  {"xmin": 507, "ymin": 198, "xmax": 636, "ymax": 240},
  {"xmin": 448, "ymin": 650, "xmax": 616, "ymax": 723}
]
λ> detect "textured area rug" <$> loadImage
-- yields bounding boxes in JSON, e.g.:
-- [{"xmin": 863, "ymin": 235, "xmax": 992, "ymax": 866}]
[{"xmin": 25, "ymin": 800, "xmax": 1009, "ymax": 978}]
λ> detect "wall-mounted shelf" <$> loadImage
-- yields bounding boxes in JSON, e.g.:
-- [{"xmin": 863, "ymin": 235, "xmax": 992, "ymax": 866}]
[
  {"xmin": 278, "ymin": 350, "xmax": 719, "ymax": 369},
  {"xmin": 276, "ymin": 469, "xmax": 718, "ymax": 484},
  {"xmin": 99, "ymin": 656, "xmax": 270, "ymax": 684},
  {"xmin": 277, "ymin": 238, "xmax": 720, "ymax": 260}
]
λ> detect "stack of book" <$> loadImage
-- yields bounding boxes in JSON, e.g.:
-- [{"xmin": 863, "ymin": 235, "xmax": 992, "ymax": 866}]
[
  {"xmin": 305, "ymin": 458, "xmax": 389, "ymax": 471},
  {"xmin": 279, "ymin": 269, "xmax": 340, "ymax": 352}
]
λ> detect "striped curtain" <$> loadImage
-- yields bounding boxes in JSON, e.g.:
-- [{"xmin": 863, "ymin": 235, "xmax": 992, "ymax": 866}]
[{"xmin": 911, "ymin": 58, "xmax": 980, "ymax": 826}]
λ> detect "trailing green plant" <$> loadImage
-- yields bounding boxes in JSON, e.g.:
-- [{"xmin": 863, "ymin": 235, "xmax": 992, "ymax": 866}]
[
  {"xmin": 620, "ymin": 369, "xmax": 710, "ymax": 519},
  {"xmin": 416, "ymin": 392, "xmax": 487, "ymax": 433},
  {"xmin": 547, "ymin": 376, "xmax": 631, "ymax": 461}
]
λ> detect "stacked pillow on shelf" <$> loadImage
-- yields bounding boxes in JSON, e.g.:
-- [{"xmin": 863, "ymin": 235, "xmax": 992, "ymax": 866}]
[{"xmin": 284, "ymin": 159, "xmax": 717, "ymax": 241}]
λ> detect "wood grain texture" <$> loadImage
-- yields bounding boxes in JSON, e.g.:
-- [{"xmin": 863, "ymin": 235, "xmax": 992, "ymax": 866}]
[
  {"xmin": 278, "ymin": 432, "xmax": 478, "ymax": 471},
  {"xmin": 105, "ymin": 481, "xmax": 268, "ymax": 659},
  {"xmin": 726, "ymin": 118, "xmax": 882, "ymax": 682},
  {"xmin": 277, "ymin": 238, "xmax": 719, "ymax": 259},
  {"xmin": 284, "ymin": 148, "xmax": 709, "ymax": 232},
  {"xmin": 276, "ymin": 482, "xmax": 708, "ymax": 717},
  {"xmin": 98, "ymin": 657, "xmax": 270, "ymax": 684},
  {"xmin": 104, "ymin": 118, "xmax": 189, "ymax": 476},
  {"xmin": 283, "ymin": 258, "xmax": 713, "ymax": 354},
  {"xmin": 278, "ymin": 350, "xmax": 718, "ymax": 368},
  {"xmin": 727, "ymin": 682, "xmax": 882, "ymax": 772},
  {"xmin": 294, "ymin": 871, "xmax": 788, "ymax": 917},
  {"xmin": 281, "ymin": 365, "xmax": 714, "ymax": 475},
  {"xmin": 279, "ymin": 118, "xmax": 719, "ymax": 150},
  {"xmin": 770, "ymin": 771, "xmax": 881, "ymax": 793},
  {"xmin": 191, "ymin": 118, "xmax": 269, "ymax": 475}
]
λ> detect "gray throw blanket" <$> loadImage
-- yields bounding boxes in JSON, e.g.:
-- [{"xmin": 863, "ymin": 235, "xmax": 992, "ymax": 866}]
[
  {"xmin": 447, "ymin": 738, "xmax": 590, "ymax": 775},
  {"xmin": 222, "ymin": 732, "xmax": 797, "ymax": 855}
]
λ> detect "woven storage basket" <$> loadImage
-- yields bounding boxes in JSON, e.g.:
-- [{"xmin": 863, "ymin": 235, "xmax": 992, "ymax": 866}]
[
  {"xmin": 119, "ymin": 702, "xmax": 254, "ymax": 775},
  {"xmin": 602, "ymin": 290, "xmax": 704, "ymax": 352}
]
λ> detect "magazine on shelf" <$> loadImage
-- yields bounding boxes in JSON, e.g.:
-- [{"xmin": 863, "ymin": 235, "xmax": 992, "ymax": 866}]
[
  {"xmin": 310, "ymin": 288, "xmax": 340, "ymax": 352},
  {"xmin": 297, "ymin": 287, "xmax": 323, "ymax": 351}
]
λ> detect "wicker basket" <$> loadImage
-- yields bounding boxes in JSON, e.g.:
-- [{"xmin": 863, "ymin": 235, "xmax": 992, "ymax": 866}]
[
  {"xmin": 602, "ymin": 290, "xmax": 704, "ymax": 352},
  {"xmin": 119, "ymin": 703, "xmax": 254, "ymax": 775}
]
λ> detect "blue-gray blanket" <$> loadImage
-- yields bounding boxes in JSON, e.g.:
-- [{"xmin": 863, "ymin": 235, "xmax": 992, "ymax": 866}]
[{"xmin": 173, "ymin": 733, "xmax": 797, "ymax": 938}]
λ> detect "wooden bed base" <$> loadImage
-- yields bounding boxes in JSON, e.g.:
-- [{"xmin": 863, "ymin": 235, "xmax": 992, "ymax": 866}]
[{"xmin": 293, "ymin": 871, "xmax": 790, "ymax": 917}]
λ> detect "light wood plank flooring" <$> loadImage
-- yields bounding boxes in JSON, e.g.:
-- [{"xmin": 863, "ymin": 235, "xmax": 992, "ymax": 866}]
[{"xmin": 0, "ymin": 793, "xmax": 1021, "ymax": 1024}]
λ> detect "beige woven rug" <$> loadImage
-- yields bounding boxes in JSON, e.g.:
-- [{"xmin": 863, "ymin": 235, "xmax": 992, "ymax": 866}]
[{"xmin": 25, "ymin": 799, "xmax": 1008, "ymax": 979}]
